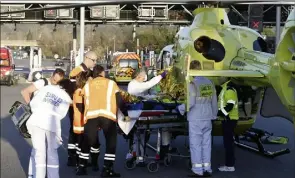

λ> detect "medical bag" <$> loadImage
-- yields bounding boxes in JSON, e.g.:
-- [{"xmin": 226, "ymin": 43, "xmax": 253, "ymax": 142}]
[{"xmin": 9, "ymin": 101, "xmax": 32, "ymax": 138}]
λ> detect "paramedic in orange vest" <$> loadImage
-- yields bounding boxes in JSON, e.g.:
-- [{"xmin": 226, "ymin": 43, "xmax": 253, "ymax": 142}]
[
  {"xmin": 79, "ymin": 65, "xmax": 124, "ymax": 177},
  {"xmin": 73, "ymin": 71, "xmax": 101, "ymax": 175},
  {"xmin": 67, "ymin": 51, "xmax": 98, "ymax": 167}
]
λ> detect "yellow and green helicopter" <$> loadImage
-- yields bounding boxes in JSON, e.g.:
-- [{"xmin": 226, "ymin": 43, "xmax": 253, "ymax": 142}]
[{"xmin": 155, "ymin": 7, "xmax": 295, "ymax": 158}]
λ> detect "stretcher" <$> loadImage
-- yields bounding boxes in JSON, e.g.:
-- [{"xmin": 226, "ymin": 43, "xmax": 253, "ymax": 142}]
[{"xmin": 117, "ymin": 100, "xmax": 191, "ymax": 173}]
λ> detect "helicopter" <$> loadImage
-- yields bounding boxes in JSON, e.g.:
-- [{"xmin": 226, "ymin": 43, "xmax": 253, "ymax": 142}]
[
  {"xmin": 1, "ymin": 1, "xmax": 294, "ymax": 158},
  {"xmin": 153, "ymin": 6, "xmax": 295, "ymax": 157}
]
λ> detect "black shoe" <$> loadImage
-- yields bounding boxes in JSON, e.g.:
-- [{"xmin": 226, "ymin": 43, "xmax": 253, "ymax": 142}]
[
  {"xmin": 203, "ymin": 171, "xmax": 212, "ymax": 177},
  {"xmin": 67, "ymin": 157, "xmax": 77, "ymax": 167},
  {"xmin": 76, "ymin": 165, "xmax": 87, "ymax": 176},
  {"xmin": 101, "ymin": 168, "xmax": 121, "ymax": 177}
]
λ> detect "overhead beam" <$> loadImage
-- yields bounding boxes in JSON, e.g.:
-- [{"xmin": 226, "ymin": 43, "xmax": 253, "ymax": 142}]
[{"xmin": 0, "ymin": 19, "xmax": 191, "ymax": 24}]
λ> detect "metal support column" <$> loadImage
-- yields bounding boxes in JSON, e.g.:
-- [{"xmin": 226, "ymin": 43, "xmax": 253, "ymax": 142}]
[
  {"xmin": 29, "ymin": 47, "xmax": 33, "ymax": 70},
  {"xmin": 38, "ymin": 48, "xmax": 42, "ymax": 68},
  {"xmin": 72, "ymin": 23, "xmax": 77, "ymax": 69},
  {"xmin": 79, "ymin": 7, "xmax": 85, "ymax": 65},
  {"xmin": 276, "ymin": 5, "xmax": 281, "ymax": 48}
]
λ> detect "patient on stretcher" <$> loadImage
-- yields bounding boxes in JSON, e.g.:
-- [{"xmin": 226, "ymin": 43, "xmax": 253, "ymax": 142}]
[{"xmin": 119, "ymin": 89, "xmax": 182, "ymax": 119}]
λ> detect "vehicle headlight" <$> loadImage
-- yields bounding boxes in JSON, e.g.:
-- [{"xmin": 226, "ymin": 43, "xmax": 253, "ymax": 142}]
[{"xmin": 5, "ymin": 71, "xmax": 10, "ymax": 75}]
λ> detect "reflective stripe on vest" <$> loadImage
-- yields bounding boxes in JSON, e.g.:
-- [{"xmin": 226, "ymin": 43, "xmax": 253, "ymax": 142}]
[
  {"xmin": 219, "ymin": 88, "xmax": 228, "ymax": 116},
  {"xmin": 218, "ymin": 82, "xmax": 238, "ymax": 119},
  {"xmin": 73, "ymin": 126, "xmax": 84, "ymax": 132}
]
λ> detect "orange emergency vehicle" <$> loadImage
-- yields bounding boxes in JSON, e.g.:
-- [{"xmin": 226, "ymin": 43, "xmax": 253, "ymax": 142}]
[
  {"xmin": 111, "ymin": 52, "xmax": 142, "ymax": 83},
  {"xmin": 0, "ymin": 47, "xmax": 16, "ymax": 86}
]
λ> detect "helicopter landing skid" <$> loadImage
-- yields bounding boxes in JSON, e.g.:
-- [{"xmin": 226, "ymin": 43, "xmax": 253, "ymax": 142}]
[{"xmin": 234, "ymin": 128, "xmax": 291, "ymax": 158}]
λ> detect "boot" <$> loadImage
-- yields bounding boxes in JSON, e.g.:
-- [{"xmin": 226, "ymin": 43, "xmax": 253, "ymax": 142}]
[
  {"xmin": 90, "ymin": 153, "xmax": 99, "ymax": 172},
  {"xmin": 75, "ymin": 154, "xmax": 80, "ymax": 168},
  {"xmin": 76, "ymin": 164, "xmax": 87, "ymax": 176},
  {"xmin": 67, "ymin": 156, "xmax": 76, "ymax": 167},
  {"xmin": 101, "ymin": 165, "xmax": 121, "ymax": 177}
]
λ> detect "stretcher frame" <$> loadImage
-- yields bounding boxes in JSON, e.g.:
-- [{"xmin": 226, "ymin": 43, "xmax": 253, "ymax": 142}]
[{"xmin": 121, "ymin": 111, "xmax": 192, "ymax": 173}]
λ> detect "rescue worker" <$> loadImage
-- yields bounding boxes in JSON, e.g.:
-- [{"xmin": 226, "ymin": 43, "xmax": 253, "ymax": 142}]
[
  {"xmin": 74, "ymin": 71, "xmax": 100, "ymax": 175},
  {"xmin": 128, "ymin": 68, "xmax": 167, "ymax": 97},
  {"xmin": 67, "ymin": 51, "xmax": 98, "ymax": 166},
  {"xmin": 127, "ymin": 68, "xmax": 169, "ymax": 161},
  {"xmin": 178, "ymin": 60, "xmax": 218, "ymax": 177},
  {"xmin": 26, "ymin": 79, "xmax": 73, "ymax": 178},
  {"xmin": 78, "ymin": 65, "xmax": 124, "ymax": 177},
  {"xmin": 217, "ymin": 79, "xmax": 239, "ymax": 172},
  {"xmin": 21, "ymin": 68, "xmax": 65, "ymax": 104}
]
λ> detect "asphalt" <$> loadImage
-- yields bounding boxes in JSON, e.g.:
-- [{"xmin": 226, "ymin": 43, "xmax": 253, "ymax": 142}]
[{"xmin": 0, "ymin": 84, "xmax": 294, "ymax": 178}]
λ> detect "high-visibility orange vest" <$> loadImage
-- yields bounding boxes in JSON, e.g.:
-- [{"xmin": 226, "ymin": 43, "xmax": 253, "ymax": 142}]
[
  {"xmin": 82, "ymin": 77, "xmax": 120, "ymax": 122},
  {"xmin": 69, "ymin": 63, "xmax": 88, "ymax": 108},
  {"xmin": 70, "ymin": 63, "xmax": 88, "ymax": 79},
  {"xmin": 73, "ymin": 88, "xmax": 85, "ymax": 134}
]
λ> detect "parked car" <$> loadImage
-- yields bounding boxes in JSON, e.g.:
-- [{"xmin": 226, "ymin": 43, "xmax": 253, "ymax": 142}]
[{"xmin": 55, "ymin": 61, "xmax": 64, "ymax": 67}]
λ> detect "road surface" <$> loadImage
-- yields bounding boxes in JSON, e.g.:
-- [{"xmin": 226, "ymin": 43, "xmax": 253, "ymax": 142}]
[{"xmin": 0, "ymin": 84, "xmax": 294, "ymax": 178}]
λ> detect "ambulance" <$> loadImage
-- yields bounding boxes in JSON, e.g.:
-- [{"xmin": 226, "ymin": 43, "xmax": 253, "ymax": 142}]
[
  {"xmin": 110, "ymin": 52, "xmax": 142, "ymax": 83},
  {"xmin": 0, "ymin": 47, "xmax": 16, "ymax": 86}
]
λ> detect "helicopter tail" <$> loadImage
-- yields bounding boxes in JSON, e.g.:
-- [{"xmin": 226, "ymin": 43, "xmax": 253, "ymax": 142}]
[{"xmin": 265, "ymin": 9, "xmax": 295, "ymax": 125}]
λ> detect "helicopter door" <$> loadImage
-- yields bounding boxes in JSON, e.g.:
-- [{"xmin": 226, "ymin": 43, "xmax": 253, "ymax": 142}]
[{"xmin": 260, "ymin": 87, "xmax": 293, "ymax": 123}]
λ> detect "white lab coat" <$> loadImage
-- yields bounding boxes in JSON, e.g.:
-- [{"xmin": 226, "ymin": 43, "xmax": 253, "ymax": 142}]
[
  {"xmin": 127, "ymin": 75, "xmax": 162, "ymax": 97},
  {"xmin": 27, "ymin": 85, "xmax": 72, "ymax": 178}
]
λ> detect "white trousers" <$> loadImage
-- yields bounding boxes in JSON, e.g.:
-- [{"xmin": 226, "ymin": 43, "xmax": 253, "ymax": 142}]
[
  {"xmin": 189, "ymin": 120, "xmax": 212, "ymax": 175},
  {"xmin": 28, "ymin": 126, "xmax": 61, "ymax": 178}
]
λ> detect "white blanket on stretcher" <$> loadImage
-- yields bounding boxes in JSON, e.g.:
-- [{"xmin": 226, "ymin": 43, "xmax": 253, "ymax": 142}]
[{"xmin": 117, "ymin": 109, "xmax": 143, "ymax": 135}]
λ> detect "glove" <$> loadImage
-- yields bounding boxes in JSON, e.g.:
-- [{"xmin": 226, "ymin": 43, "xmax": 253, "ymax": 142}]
[
  {"xmin": 218, "ymin": 110, "xmax": 230, "ymax": 121},
  {"xmin": 160, "ymin": 70, "xmax": 168, "ymax": 78}
]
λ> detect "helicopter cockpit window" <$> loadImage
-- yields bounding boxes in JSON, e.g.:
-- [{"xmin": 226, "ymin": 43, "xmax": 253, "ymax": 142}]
[
  {"xmin": 119, "ymin": 59, "xmax": 139, "ymax": 69},
  {"xmin": 194, "ymin": 36, "xmax": 226, "ymax": 62},
  {"xmin": 253, "ymin": 37, "xmax": 268, "ymax": 52}
]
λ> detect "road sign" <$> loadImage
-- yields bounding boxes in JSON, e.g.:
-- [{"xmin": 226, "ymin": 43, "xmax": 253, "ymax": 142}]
[
  {"xmin": 44, "ymin": 5, "xmax": 73, "ymax": 19},
  {"xmin": 0, "ymin": 4, "xmax": 25, "ymax": 18},
  {"xmin": 9, "ymin": 5, "xmax": 25, "ymax": 18},
  {"xmin": 250, "ymin": 17, "xmax": 263, "ymax": 32},
  {"xmin": 45, "ymin": 9, "xmax": 57, "ymax": 18},
  {"xmin": 90, "ymin": 5, "xmax": 120, "ymax": 19},
  {"xmin": 138, "ymin": 5, "xmax": 168, "ymax": 20},
  {"xmin": 249, "ymin": 5, "xmax": 264, "ymax": 32},
  {"xmin": 0, "ymin": 5, "xmax": 9, "ymax": 17}
]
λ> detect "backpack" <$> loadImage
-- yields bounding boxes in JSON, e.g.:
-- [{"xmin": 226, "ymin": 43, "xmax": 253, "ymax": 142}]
[{"xmin": 30, "ymin": 78, "xmax": 49, "ymax": 100}]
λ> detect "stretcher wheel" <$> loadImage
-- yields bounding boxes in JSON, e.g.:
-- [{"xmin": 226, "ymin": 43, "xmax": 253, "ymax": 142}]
[
  {"xmin": 125, "ymin": 159, "xmax": 136, "ymax": 170},
  {"xmin": 147, "ymin": 161, "xmax": 159, "ymax": 173},
  {"xmin": 163, "ymin": 155, "xmax": 172, "ymax": 167}
]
